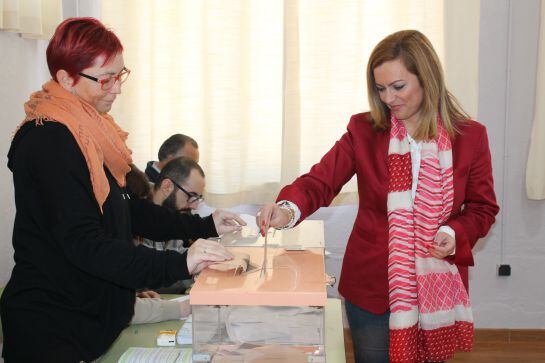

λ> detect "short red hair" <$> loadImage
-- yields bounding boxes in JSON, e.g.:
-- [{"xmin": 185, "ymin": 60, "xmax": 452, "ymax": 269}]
[{"xmin": 46, "ymin": 17, "xmax": 123, "ymax": 83}]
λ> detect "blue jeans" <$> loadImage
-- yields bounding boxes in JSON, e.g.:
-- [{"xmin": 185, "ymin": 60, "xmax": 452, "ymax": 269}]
[
  {"xmin": 345, "ymin": 300, "xmax": 390, "ymax": 363},
  {"xmin": 345, "ymin": 301, "xmax": 445, "ymax": 363}
]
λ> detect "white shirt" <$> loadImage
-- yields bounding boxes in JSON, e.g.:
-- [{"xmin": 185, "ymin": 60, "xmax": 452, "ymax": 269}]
[{"xmin": 407, "ymin": 134, "xmax": 455, "ymax": 242}]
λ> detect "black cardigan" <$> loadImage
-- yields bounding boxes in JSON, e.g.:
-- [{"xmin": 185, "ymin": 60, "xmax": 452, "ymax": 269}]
[{"xmin": 0, "ymin": 121, "xmax": 217, "ymax": 362}]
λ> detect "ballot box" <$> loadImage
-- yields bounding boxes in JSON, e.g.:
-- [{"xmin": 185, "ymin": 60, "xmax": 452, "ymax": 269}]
[{"xmin": 190, "ymin": 221, "xmax": 327, "ymax": 362}]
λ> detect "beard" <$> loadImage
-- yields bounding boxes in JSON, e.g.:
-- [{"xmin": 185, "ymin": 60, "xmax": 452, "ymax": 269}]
[{"xmin": 162, "ymin": 191, "xmax": 192, "ymax": 214}]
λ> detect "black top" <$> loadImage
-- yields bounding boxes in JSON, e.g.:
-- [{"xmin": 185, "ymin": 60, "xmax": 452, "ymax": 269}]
[
  {"xmin": 0, "ymin": 121, "xmax": 217, "ymax": 362},
  {"xmin": 145, "ymin": 160, "xmax": 161, "ymax": 184}
]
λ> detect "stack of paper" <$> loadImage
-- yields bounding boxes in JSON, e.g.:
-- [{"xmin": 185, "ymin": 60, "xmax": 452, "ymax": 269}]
[
  {"xmin": 118, "ymin": 347, "xmax": 192, "ymax": 363},
  {"xmin": 177, "ymin": 315, "xmax": 193, "ymax": 345}
]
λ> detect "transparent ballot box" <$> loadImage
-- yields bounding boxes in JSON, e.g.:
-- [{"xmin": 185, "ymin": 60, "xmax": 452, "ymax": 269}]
[
  {"xmin": 190, "ymin": 221, "xmax": 327, "ymax": 362},
  {"xmin": 219, "ymin": 220, "xmax": 325, "ymax": 249},
  {"xmin": 191, "ymin": 304, "xmax": 325, "ymax": 362}
]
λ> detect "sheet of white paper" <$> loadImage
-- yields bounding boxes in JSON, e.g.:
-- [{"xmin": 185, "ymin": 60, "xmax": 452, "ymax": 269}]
[
  {"xmin": 118, "ymin": 347, "xmax": 192, "ymax": 363},
  {"xmin": 238, "ymin": 213, "xmax": 259, "ymax": 232},
  {"xmin": 219, "ymin": 214, "xmax": 261, "ymax": 246},
  {"xmin": 177, "ymin": 314, "xmax": 192, "ymax": 345},
  {"xmin": 170, "ymin": 295, "xmax": 190, "ymax": 303}
]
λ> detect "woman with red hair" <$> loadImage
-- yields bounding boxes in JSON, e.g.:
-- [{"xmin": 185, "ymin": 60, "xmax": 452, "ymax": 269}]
[{"xmin": 0, "ymin": 17, "xmax": 244, "ymax": 362}]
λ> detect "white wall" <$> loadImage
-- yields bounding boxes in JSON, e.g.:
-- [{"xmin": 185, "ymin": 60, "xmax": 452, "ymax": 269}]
[
  {"xmin": 62, "ymin": 0, "xmax": 100, "ymax": 19},
  {"xmin": 0, "ymin": 33, "xmax": 49, "ymax": 289},
  {"xmin": 473, "ymin": 0, "xmax": 545, "ymax": 328},
  {"xmin": 0, "ymin": 0, "xmax": 544, "ymax": 328},
  {"xmin": 0, "ymin": 0, "xmax": 100, "ymax": 294}
]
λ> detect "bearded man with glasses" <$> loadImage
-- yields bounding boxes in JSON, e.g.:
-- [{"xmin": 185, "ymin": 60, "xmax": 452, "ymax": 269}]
[{"xmin": 131, "ymin": 157, "xmax": 207, "ymax": 296}]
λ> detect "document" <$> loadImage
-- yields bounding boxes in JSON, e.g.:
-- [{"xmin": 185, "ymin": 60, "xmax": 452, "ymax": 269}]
[
  {"xmin": 169, "ymin": 295, "xmax": 190, "ymax": 303},
  {"xmin": 118, "ymin": 347, "xmax": 192, "ymax": 363},
  {"xmin": 177, "ymin": 314, "xmax": 193, "ymax": 345}
]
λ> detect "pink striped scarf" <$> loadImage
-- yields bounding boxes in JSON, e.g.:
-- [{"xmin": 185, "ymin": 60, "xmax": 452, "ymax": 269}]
[{"xmin": 387, "ymin": 115, "xmax": 473, "ymax": 362}]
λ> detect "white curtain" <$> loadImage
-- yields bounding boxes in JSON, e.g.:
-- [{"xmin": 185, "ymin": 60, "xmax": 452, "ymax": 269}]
[
  {"xmin": 102, "ymin": 0, "xmax": 480, "ymax": 207},
  {"xmin": 0, "ymin": 0, "xmax": 62, "ymax": 39},
  {"xmin": 526, "ymin": 0, "xmax": 545, "ymax": 200}
]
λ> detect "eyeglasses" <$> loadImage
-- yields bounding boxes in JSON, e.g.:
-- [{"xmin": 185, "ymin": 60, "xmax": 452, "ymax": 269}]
[
  {"xmin": 78, "ymin": 67, "xmax": 131, "ymax": 90},
  {"xmin": 169, "ymin": 178, "xmax": 204, "ymax": 204}
]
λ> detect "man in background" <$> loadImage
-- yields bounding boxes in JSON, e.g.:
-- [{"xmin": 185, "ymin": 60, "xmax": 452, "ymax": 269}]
[
  {"xmin": 137, "ymin": 156, "xmax": 206, "ymax": 294},
  {"xmin": 142, "ymin": 156, "xmax": 205, "ymax": 253},
  {"xmin": 145, "ymin": 134, "xmax": 199, "ymax": 183}
]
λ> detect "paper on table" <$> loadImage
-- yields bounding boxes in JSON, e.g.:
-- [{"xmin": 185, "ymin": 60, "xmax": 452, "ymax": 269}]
[
  {"xmin": 177, "ymin": 314, "xmax": 192, "ymax": 345},
  {"xmin": 169, "ymin": 295, "xmax": 190, "ymax": 303},
  {"xmin": 118, "ymin": 347, "xmax": 192, "ymax": 363}
]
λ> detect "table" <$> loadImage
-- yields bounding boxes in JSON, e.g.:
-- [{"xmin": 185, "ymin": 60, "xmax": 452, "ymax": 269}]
[
  {"xmin": 0, "ymin": 289, "xmax": 345, "ymax": 362},
  {"xmin": 99, "ymin": 297, "xmax": 346, "ymax": 362}
]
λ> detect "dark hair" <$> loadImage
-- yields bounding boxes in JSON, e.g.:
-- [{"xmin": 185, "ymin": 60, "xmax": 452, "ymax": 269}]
[
  {"xmin": 157, "ymin": 134, "xmax": 199, "ymax": 162},
  {"xmin": 47, "ymin": 17, "xmax": 123, "ymax": 83},
  {"xmin": 155, "ymin": 157, "xmax": 205, "ymax": 190},
  {"xmin": 125, "ymin": 164, "xmax": 152, "ymax": 199}
]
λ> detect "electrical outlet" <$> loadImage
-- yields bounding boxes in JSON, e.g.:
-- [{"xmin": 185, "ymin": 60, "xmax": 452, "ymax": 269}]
[{"xmin": 498, "ymin": 264, "xmax": 511, "ymax": 276}]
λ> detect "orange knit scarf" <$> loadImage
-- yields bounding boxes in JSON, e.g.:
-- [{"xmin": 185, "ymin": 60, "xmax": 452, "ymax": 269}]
[{"xmin": 19, "ymin": 80, "xmax": 132, "ymax": 212}]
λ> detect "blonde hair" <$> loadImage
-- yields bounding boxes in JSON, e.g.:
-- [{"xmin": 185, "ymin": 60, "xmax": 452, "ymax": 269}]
[{"xmin": 366, "ymin": 30, "xmax": 468, "ymax": 139}]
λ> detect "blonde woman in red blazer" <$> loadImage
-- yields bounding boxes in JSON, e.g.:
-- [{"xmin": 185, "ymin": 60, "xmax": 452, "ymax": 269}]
[{"xmin": 257, "ymin": 30, "xmax": 499, "ymax": 363}]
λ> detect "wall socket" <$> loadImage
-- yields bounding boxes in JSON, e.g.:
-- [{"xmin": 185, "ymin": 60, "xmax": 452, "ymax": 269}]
[{"xmin": 498, "ymin": 264, "xmax": 511, "ymax": 276}]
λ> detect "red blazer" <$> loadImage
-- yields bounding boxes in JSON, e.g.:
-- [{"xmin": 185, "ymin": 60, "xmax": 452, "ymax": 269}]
[{"xmin": 277, "ymin": 112, "xmax": 499, "ymax": 314}]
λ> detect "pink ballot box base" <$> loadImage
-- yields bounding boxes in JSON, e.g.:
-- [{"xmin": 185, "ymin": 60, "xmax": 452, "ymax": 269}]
[
  {"xmin": 190, "ymin": 221, "xmax": 328, "ymax": 362},
  {"xmin": 190, "ymin": 247, "xmax": 327, "ymax": 307}
]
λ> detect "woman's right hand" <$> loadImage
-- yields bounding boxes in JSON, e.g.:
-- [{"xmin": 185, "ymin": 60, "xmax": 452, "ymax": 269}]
[
  {"xmin": 256, "ymin": 203, "xmax": 291, "ymax": 235},
  {"xmin": 186, "ymin": 238, "xmax": 234, "ymax": 274}
]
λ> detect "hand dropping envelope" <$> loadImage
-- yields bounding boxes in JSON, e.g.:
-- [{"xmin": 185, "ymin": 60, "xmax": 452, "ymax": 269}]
[
  {"xmin": 237, "ymin": 213, "xmax": 259, "ymax": 234},
  {"xmin": 220, "ymin": 213, "xmax": 261, "ymax": 246}
]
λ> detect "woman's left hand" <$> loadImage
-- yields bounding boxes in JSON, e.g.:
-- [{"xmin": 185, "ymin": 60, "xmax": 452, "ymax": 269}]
[{"xmin": 428, "ymin": 232, "xmax": 455, "ymax": 259}]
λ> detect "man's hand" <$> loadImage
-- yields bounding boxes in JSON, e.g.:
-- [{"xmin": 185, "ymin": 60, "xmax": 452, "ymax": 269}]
[{"xmin": 212, "ymin": 209, "xmax": 246, "ymax": 235}]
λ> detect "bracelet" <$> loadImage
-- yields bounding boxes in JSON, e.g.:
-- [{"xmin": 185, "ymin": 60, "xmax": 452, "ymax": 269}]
[{"xmin": 278, "ymin": 202, "xmax": 295, "ymax": 229}]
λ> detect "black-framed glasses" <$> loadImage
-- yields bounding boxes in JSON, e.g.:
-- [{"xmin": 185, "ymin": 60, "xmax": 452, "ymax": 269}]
[
  {"xmin": 169, "ymin": 178, "xmax": 204, "ymax": 204},
  {"xmin": 78, "ymin": 67, "xmax": 131, "ymax": 90}
]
